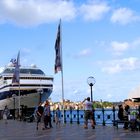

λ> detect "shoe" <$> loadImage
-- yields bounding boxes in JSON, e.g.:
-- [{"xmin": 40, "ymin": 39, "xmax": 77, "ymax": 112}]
[
  {"xmin": 84, "ymin": 126, "xmax": 88, "ymax": 129},
  {"xmin": 123, "ymin": 127, "xmax": 128, "ymax": 130},
  {"xmin": 92, "ymin": 126, "xmax": 95, "ymax": 129},
  {"xmin": 36, "ymin": 127, "xmax": 38, "ymax": 130}
]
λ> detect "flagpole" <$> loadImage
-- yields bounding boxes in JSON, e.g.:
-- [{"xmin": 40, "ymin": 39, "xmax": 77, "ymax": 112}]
[
  {"xmin": 54, "ymin": 19, "xmax": 65, "ymax": 124},
  {"xmin": 12, "ymin": 51, "xmax": 21, "ymax": 120},
  {"xmin": 18, "ymin": 63, "xmax": 21, "ymax": 119},
  {"xmin": 17, "ymin": 51, "xmax": 21, "ymax": 119},
  {"xmin": 60, "ymin": 20, "xmax": 65, "ymax": 124},
  {"xmin": 18, "ymin": 84, "xmax": 21, "ymax": 119},
  {"xmin": 61, "ymin": 67, "xmax": 65, "ymax": 124}
]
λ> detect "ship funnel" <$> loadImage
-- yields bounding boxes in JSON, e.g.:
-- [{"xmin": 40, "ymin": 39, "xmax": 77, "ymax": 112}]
[{"xmin": 31, "ymin": 64, "xmax": 37, "ymax": 68}]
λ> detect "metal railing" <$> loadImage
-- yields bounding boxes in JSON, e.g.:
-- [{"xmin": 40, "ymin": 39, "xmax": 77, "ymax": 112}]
[
  {"xmin": 1, "ymin": 106, "xmax": 140, "ymax": 126},
  {"xmin": 51, "ymin": 106, "xmax": 140, "ymax": 126}
]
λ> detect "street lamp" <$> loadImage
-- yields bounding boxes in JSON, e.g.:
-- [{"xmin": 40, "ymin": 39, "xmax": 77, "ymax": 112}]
[
  {"xmin": 87, "ymin": 76, "xmax": 96, "ymax": 102},
  {"xmin": 12, "ymin": 94, "xmax": 16, "ymax": 120}
]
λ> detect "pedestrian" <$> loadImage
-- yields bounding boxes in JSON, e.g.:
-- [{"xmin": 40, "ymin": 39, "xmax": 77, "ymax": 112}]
[
  {"xmin": 35, "ymin": 102, "xmax": 44, "ymax": 130},
  {"xmin": 55, "ymin": 107, "xmax": 61, "ymax": 127},
  {"xmin": 44, "ymin": 100, "xmax": 53, "ymax": 129},
  {"xmin": 123, "ymin": 104, "xmax": 130, "ymax": 129},
  {"xmin": 118, "ymin": 104, "xmax": 124, "ymax": 121},
  {"xmin": 82, "ymin": 97, "xmax": 95, "ymax": 129},
  {"xmin": 3, "ymin": 105, "xmax": 10, "ymax": 124}
]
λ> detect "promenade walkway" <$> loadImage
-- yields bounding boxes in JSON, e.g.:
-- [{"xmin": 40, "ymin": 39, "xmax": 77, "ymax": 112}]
[{"xmin": 0, "ymin": 120, "xmax": 140, "ymax": 140}]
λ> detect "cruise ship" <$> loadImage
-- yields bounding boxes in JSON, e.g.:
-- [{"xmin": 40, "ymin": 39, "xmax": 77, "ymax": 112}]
[{"xmin": 0, "ymin": 63, "xmax": 53, "ymax": 110}]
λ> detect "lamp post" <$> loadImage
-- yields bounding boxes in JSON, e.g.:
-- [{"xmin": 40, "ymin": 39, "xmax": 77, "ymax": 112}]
[
  {"xmin": 12, "ymin": 94, "xmax": 16, "ymax": 120},
  {"xmin": 37, "ymin": 88, "xmax": 43, "ymax": 103},
  {"xmin": 87, "ymin": 76, "xmax": 96, "ymax": 102},
  {"xmin": 87, "ymin": 76, "xmax": 96, "ymax": 125}
]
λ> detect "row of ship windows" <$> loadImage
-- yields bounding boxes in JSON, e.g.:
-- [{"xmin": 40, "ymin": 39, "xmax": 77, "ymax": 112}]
[
  {"xmin": 3, "ymin": 77, "xmax": 53, "ymax": 80},
  {"xmin": 3, "ymin": 68, "xmax": 45, "ymax": 75}
]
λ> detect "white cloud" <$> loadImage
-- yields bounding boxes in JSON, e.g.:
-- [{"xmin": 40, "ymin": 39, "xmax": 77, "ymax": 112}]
[
  {"xmin": 78, "ymin": 48, "xmax": 92, "ymax": 57},
  {"xmin": 73, "ymin": 48, "xmax": 92, "ymax": 58},
  {"xmin": 111, "ymin": 41, "xmax": 129, "ymax": 55},
  {"xmin": 79, "ymin": 2, "xmax": 110, "ymax": 21},
  {"xmin": 0, "ymin": 0, "xmax": 76, "ymax": 26},
  {"xmin": 110, "ymin": 38, "xmax": 140, "ymax": 56},
  {"xmin": 132, "ymin": 38, "xmax": 140, "ymax": 48},
  {"xmin": 0, "ymin": 1, "xmax": 140, "ymax": 27},
  {"xmin": 102, "ymin": 57, "xmax": 140, "ymax": 74},
  {"xmin": 111, "ymin": 8, "xmax": 139, "ymax": 25},
  {"xmin": 51, "ymin": 79, "xmax": 88, "ymax": 102}
]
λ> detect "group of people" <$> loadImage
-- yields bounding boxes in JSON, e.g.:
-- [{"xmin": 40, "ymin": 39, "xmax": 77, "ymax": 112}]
[
  {"xmin": 36, "ymin": 97, "xmax": 96, "ymax": 131},
  {"xmin": 35, "ymin": 97, "xmax": 96, "ymax": 130},
  {"xmin": 118, "ymin": 102, "xmax": 140, "ymax": 131},
  {"xmin": 82, "ymin": 97, "xmax": 140, "ymax": 130},
  {"xmin": 4, "ymin": 97, "xmax": 139, "ymax": 131},
  {"xmin": 35, "ymin": 100, "xmax": 61, "ymax": 130}
]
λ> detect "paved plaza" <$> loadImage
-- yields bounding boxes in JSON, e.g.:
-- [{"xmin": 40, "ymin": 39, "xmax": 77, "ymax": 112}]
[{"xmin": 0, "ymin": 120, "xmax": 140, "ymax": 140}]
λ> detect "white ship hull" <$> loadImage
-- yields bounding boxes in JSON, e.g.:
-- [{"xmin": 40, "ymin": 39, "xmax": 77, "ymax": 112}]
[
  {"xmin": 0, "ymin": 65, "xmax": 53, "ymax": 110},
  {"xmin": 0, "ymin": 91, "xmax": 51, "ymax": 110}
]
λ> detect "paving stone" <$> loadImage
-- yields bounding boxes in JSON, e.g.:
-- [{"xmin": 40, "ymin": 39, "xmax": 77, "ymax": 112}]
[{"xmin": 0, "ymin": 120, "xmax": 140, "ymax": 140}]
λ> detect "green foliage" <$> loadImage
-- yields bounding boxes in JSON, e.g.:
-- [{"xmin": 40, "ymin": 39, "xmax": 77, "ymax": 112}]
[{"xmin": 94, "ymin": 101, "xmax": 113, "ymax": 108}]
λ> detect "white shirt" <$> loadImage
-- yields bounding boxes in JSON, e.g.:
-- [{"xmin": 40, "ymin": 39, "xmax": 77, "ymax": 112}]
[{"xmin": 84, "ymin": 101, "xmax": 93, "ymax": 111}]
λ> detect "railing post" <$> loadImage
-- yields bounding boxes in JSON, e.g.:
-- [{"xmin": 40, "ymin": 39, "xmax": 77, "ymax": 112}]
[
  {"xmin": 93, "ymin": 108, "xmax": 96, "ymax": 125},
  {"xmin": 70, "ymin": 107, "xmax": 73, "ymax": 124},
  {"xmin": 102, "ymin": 107, "xmax": 105, "ymax": 126},
  {"xmin": 138, "ymin": 106, "xmax": 140, "ymax": 115},
  {"xmin": 77, "ymin": 108, "xmax": 80, "ymax": 124},
  {"xmin": 64, "ymin": 109, "xmax": 66, "ymax": 123},
  {"xmin": 112, "ymin": 106, "xmax": 116, "ymax": 126},
  {"xmin": 53, "ymin": 109, "xmax": 55, "ymax": 122}
]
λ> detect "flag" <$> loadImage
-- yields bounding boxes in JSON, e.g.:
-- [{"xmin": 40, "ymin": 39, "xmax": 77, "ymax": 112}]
[
  {"xmin": 10, "ymin": 58, "xmax": 17, "ymax": 66},
  {"xmin": 54, "ymin": 21, "xmax": 62, "ymax": 73},
  {"xmin": 12, "ymin": 51, "xmax": 20, "ymax": 84}
]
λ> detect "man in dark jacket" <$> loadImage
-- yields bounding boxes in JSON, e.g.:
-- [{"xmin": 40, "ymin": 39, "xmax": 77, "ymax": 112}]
[{"xmin": 36, "ymin": 102, "xmax": 44, "ymax": 130}]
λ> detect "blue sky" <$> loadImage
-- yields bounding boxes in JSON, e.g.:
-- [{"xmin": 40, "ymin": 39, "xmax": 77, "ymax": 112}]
[{"xmin": 0, "ymin": 0, "xmax": 140, "ymax": 102}]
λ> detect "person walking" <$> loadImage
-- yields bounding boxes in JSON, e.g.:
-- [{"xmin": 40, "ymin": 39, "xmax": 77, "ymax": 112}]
[
  {"xmin": 44, "ymin": 100, "xmax": 53, "ymax": 129},
  {"xmin": 55, "ymin": 107, "xmax": 61, "ymax": 127},
  {"xmin": 123, "ymin": 105, "xmax": 130, "ymax": 129},
  {"xmin": 118, "ymin": 104, "xmax": 124, "ymax": 121},
  {"xmin": 3, "ymin": 105, "xmax": 10, "ymax": 124},
  {"xmin": 82, "ymin": 97, "xmax": 95, "ymax": 129},
  {"xmin": 36, "ymin": 102, "xmax": 44, "ymax": 130}
]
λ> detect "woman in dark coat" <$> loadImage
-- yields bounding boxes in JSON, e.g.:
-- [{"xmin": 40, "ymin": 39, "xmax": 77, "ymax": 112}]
[{"xmin": 118, "ymin": 104, "xmax": 124, "ymax": 120}]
